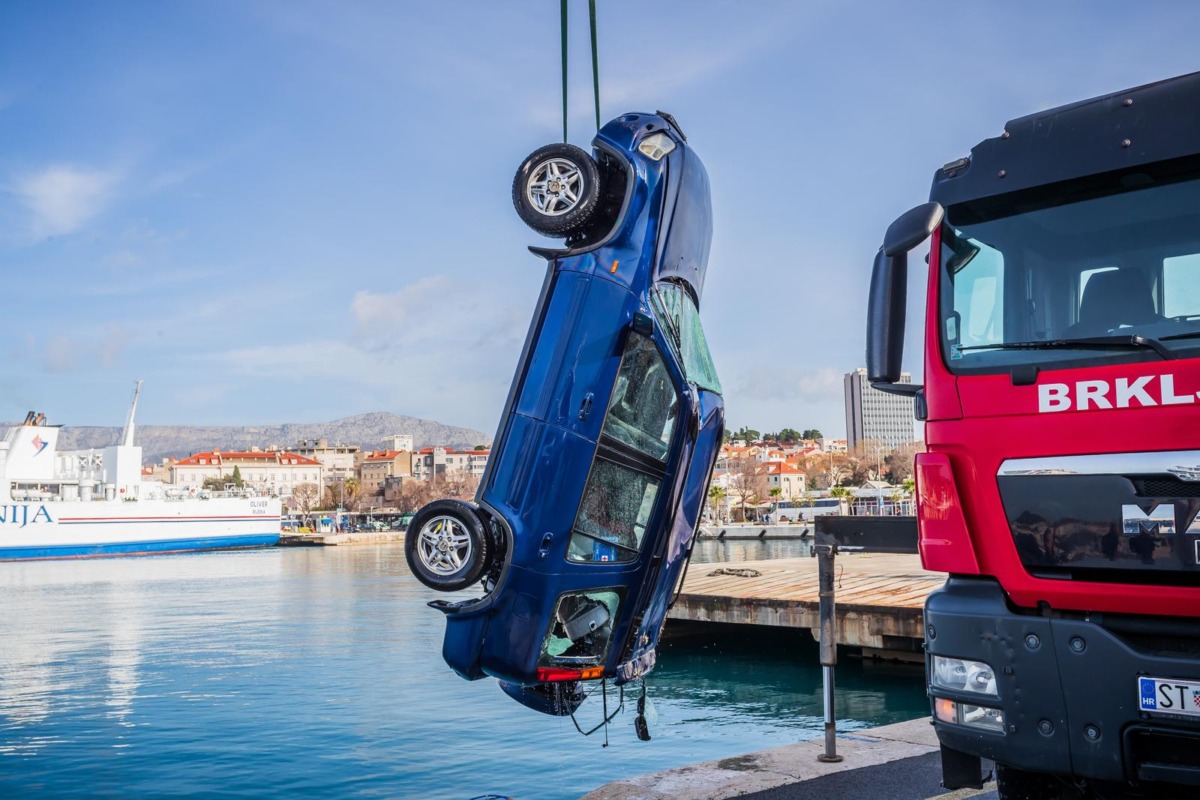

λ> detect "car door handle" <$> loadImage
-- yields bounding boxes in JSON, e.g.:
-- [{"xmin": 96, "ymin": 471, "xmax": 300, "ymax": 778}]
[
  {"xmin": 538, "ymin": 532, "xmax": 554, "ymax": 558},
  {"xmin": 578, "ymin": 392, "xmax": 595, "ymax": 420}
]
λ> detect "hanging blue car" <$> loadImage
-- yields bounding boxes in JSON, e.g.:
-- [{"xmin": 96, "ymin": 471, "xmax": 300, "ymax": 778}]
[{"xmin": 405, "ymin": 112, "xmax": 724, "ymax": 725}]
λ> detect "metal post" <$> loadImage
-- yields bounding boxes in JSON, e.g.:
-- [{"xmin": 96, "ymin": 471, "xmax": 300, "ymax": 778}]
[{"xmin": 816, "ymin": 540, "xmax": 843, "ymax": 763}]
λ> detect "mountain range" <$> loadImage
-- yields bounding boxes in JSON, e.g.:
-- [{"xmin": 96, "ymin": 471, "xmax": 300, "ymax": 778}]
[{"xmin": 49, "ymin": 412, "xmax": 493, "ymax": 464}]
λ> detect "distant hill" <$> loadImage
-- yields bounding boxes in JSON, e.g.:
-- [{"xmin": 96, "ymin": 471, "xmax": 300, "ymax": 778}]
[{"xmin": 50, "ymin": 412, "xmax": 492, "ymax": 464}]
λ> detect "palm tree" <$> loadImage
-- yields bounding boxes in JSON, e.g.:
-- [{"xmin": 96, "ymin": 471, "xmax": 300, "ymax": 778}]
[
  {"xmin": 829, "ymin": 485, "xmax": 850, "ymax": 514},
  {"xmin": 708, "ymin": 485, "xmax": 727, "ymax": 523}
]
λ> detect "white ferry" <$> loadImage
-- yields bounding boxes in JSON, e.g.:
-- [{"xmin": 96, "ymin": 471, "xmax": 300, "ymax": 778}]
[{"xmin": 0, "ymin": 384, "xmax": 281, "ymax": 560}]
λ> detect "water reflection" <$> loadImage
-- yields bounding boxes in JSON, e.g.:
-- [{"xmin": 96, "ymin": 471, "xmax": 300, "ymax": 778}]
[
  {"xmin": 692, "ymin": 538, "xmax": 813, "ymax": 564},
  {"xmin": 0, "ymin": 545, "xmax": 924, "ymax": 800}
]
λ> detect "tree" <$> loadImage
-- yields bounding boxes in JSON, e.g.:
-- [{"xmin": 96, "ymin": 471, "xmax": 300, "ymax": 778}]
[
  {"xmin": 473, "ymin": 444, "xmax": 488, "ymax": 451},
  {"xmin": 884, "ymin": 442, "xmax": 925, "ymax": 484},
  {"xmin": 845, "ymin": 439, "xmax": 887, "ymax": 484},
  {"xmin": 231, "ymin": 465, "xmax": 244, "ymax": 488},
  {"xmin": 829, "ymin": 485, "xmax": 850, "ymax": 512},
  {"xmin": 202, "ymin": 476, "xmax": 226, "ymax": 491},
  {"xmin": 802, "ymin": 429, "xmax": 823, "ymax": 441},
  {"xmin": 438, "ymin": 469, "xmax": 480, "ymax": 502},
  {"xmin": 731, "ymin": 426, "xmax": 760, "ymax": 444},
  {"xmin": 728, "ymin": 457, "xmax": 768, "ymax": 522},
  {"xmin": 292, "ymin": 483, "xmax": 320, "ymax": 515},
  {"xmin": 707, "ymin": 485, "xmax": 727, "ymax": 523},
  {"xmin": 395, "ymin": 479, "xmax": 438, "ymax": 513},
  {"xmin": 777, "ymin": 428, "xmax": 802, "ymax": 443},
  {"xmin": 324, "ymin": 477, "xmax": 366, "ymax": 511}
]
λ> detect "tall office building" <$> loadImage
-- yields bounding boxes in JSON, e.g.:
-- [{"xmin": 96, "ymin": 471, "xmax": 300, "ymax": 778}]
[{"xmin": 844, "ymin": 368, "xmax": 916, "ymax": 451}]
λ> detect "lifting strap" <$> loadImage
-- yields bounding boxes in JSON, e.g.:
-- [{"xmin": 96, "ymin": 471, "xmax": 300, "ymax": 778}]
[{"xmin": 560, "ymin": 0, "xmax": 602, "ymax": 143}]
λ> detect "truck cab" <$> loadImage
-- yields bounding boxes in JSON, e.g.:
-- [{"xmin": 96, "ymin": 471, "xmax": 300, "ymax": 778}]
[{"xmin": 869, "ymin": 72, "xmax": 1200, "ymax": 798}]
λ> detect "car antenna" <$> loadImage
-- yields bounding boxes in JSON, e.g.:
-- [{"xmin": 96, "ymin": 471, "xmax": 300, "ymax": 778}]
[{"xmin": 559, "ymin": 0, "xmax": 603, "ymax": 143}]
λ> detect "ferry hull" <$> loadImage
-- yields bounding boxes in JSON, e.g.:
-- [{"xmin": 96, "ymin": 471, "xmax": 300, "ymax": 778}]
[{"xmin": 0, "ymin": 498, "xmax": 282, "ymax": 561}]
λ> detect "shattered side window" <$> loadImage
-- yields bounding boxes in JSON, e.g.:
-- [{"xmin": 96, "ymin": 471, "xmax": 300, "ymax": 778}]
[
  {"xmin": 539, "ymin": 589, "xmax": 622, "ymax": 667},
  {"xmin": 601, "ymin": 333, "xmax": 677, "ymax": 461},
  {"xmin": 568, "ymin": 459, "xmax": 660, "ymax": 563},
  {"xmin": 652, "ymin": 282, "xmax": 722, "ymax": 394}
]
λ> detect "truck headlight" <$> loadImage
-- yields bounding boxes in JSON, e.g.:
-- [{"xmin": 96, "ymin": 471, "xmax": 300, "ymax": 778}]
[
  {"xmin": 931, "ymin": 655, "xmax": 998, "ymax": 696},
  {"xmin": 933, "ymin": 697, "xmax": 1006, "ymax": 734}
]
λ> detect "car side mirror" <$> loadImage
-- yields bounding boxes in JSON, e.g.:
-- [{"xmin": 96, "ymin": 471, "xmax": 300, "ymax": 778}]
[
  {"xmin": 632, "ymin": 311, "xmax": 654, "ymax": 337},
  {"xmin": 867, "ymin": 202, "xmax": 943, "ymax": 397}
]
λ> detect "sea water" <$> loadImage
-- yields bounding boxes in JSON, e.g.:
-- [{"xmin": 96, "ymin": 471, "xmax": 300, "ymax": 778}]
[{"xmin": 0, "ymin": 546, "xmax": 927, "ymax": 799}]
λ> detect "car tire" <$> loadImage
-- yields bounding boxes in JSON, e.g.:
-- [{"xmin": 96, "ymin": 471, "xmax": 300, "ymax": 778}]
[
  {"xmin": 996, "ymin": 764, "xmax": 1081, "ymax": 800},
  {"xmin": 404, "ymin": 499, "xmax": 492, "ymax": 592},
  {"xmin": 512, "ymin": 143, "xmax": 602, "ymax": 238}
]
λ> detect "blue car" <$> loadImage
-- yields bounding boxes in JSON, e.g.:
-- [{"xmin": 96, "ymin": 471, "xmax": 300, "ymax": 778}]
[{"xmin": 405, "ymin": 112, "xmax": 724, "ymax": 727}]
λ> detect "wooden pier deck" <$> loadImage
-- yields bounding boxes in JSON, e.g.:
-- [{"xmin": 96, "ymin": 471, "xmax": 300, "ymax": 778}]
[{"xmin": 669, "ymin": 554, "xmax": 944, "ymax": 653}]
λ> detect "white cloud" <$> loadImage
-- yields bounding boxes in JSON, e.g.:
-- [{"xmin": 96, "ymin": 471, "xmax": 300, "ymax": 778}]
[
  {"xmin": 21, "ymin": 323, "xmax": 131, "ymax": 374},
  {"xmin": 202, "ymin": 276, "xmax": 534, "ymax": 429},
  {"xmin": 16, "ymin": 165, "xmax": 121, "ymax": 237}
]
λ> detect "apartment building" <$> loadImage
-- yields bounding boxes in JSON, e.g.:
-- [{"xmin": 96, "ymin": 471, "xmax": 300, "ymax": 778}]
[
  {"xmin": 843, "ymin": 368, "xmax": 917, "ymax": 451},
  {"xmin": 170, "ymin": 449, "xmax": 323, "ymax": 496}
]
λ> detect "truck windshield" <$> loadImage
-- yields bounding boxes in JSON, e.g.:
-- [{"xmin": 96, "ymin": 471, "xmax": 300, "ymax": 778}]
[{"xmin": 939, "ymin": 167, "xmax": 1200, "ymax": 373}]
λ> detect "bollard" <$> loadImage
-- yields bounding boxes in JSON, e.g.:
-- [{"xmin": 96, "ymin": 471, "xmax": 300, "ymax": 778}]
[{"xmin": 815, "ymin": 541, "xmax": 843, "ymax": 763}]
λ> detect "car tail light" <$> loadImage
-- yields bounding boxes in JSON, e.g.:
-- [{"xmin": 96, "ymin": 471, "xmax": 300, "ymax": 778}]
[
  {"xmin": 637, "ymin": 132, "xmax": 676, "ymax": 161},
  {"xmin": 914, "ymin": 452, "xmax": 980, "ymax": 574},
  {"xmin": 536, "ymin": 666, "xmax": 605, "ymax": 682}
]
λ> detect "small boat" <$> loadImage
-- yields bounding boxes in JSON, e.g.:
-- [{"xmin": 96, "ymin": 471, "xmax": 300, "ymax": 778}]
[{"xmin": 0, "ymin": 383, "xmax": 281, "ymax": 561}]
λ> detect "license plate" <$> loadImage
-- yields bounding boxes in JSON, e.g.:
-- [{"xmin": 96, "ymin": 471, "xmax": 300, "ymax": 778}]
[{"xmin": 1138, "ymin": 676, "xmax": 1200, "ymax": 717}]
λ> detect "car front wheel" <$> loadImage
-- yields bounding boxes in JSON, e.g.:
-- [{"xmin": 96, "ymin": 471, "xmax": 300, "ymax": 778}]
[
  {"xmin": 512, "ymin": 143, "xmax": 602, "ymax": 238},
  {"xmin": 404, "ymin": 499, "xmax": 491, "ymax": 591}
]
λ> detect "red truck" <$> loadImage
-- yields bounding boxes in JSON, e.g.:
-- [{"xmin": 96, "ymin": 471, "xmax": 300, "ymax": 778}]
[{"xmin": 867, "ymin": 72, "xmax": 1200, "ymax": 799}]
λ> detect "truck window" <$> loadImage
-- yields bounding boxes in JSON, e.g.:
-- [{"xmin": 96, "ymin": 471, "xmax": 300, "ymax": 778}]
[
  {"xmin": 939, "ymin": 170, "xmax": 1200, "ymax": 373},
  {"xmin": 948, "ymin": 239, "xmax": 1004, "ymax": 352},
  {"xmin": 1164, "ymin": 254, "xmax": 1200, "ymax": 319}
]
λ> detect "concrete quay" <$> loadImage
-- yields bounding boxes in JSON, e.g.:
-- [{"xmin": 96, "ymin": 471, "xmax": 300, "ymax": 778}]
[
  {"xmin": 580, "ymin": 717, "xmax": 997, "ymax": 800},
  {"xmin": 278, "ymin": 531, "xmax": 405, "ymax": 546}
]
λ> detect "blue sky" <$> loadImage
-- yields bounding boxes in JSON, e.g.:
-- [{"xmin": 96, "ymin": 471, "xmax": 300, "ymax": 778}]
[{"xmin": 2, "ymin": 1, "xmax": 1199, "ymax": 440}]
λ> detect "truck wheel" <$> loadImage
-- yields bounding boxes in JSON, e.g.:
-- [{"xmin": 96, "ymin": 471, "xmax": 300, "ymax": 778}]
[
  {"xmin": 512, "ymin": 143, "xmax": 601, "ymax": 238},
  {"xmin": 996, "ymin": 764, "xmax": 1081, "ymax": 800},
  {"xmin": 404, "ymin": 499, "xmax": 491, "ymax": 592}
]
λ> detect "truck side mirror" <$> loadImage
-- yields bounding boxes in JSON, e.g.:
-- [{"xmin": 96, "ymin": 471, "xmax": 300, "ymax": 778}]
[{"xmin": 867, "ymin": 202, "xmax": 943, "ymax": 395}]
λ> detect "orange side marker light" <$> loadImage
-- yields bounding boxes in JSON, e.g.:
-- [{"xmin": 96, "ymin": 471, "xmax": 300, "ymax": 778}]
[{"xmin": 610, "ymin": 260, "xmax": 619, "ymax": 273}]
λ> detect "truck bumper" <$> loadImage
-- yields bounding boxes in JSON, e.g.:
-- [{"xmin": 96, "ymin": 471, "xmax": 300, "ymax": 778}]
[{"xmin": 926, "ymin": 576, "xmax": 1200, "ymax": 787}]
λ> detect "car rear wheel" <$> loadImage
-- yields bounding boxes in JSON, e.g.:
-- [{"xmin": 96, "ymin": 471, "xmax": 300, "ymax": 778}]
[
  {"xmin": 512, "ymin": 143, "xmax": 601, "ymax": 238},
  {"xmin": 404, "ymin": 499, "xmax": 491, "ymax": 591}
]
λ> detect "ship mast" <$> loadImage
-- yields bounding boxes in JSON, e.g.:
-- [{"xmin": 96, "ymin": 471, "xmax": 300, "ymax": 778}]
[{"xmin": 121, "ymin": 380, "xmax": 143, "ymax": 447}]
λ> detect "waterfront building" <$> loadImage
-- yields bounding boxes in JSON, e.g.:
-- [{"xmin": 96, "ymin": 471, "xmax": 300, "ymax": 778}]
[
  {"xmin": 765, "ymin": 462, "xmax": 806, "ymax": 499},
  {"xmin": 169, "ymin": 449, "xmax": 323, "ymax": 496},
  {"xmin": 359, "ymin": 449, "xmax": 413, "ymax": 495},
  {"xmin": 817, "ymin": 437, "xmax": 847, "ymax": 453},
  {"xmin": 382, "ymin": 434, "xmax": 414, "ymax": 451},
  {"xmin": 280, "ymin": 439, "xmax": 360, "ymax": 481},
  {"xmin": 411, "ymin": 447, "xmax": 489, "ymax": 480},
  {"xmin": 843, "ymin": 368, "xmax": 916, "ymax": 451}
]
